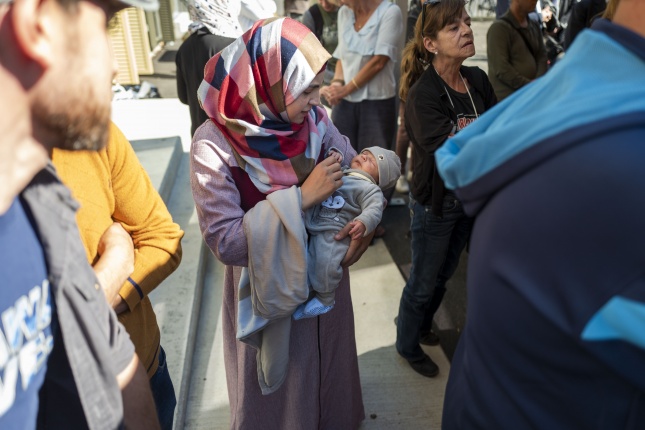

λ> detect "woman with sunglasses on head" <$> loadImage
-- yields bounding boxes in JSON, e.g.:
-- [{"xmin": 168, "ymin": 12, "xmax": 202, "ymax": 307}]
[{"xmin": 395, "ymin": 0, "xmax": 496, "ymax": 378}]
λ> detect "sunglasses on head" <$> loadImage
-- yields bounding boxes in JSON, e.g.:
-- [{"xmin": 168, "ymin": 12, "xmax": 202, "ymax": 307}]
[{"xmin": 421, "ymin": 0, "xmax": 442, "ymax": 36}]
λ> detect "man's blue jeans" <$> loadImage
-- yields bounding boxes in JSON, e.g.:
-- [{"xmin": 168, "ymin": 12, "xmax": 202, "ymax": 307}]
[
  {"xmin": 150, "ymin": 346, "xmax": 177, "ymax": 430},
  {"xmin": 396, "ymin": 195, "xmax": 472, "ymax": 362}
]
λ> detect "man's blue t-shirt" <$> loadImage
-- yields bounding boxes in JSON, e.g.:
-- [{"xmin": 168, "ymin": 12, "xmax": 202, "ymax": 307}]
[{"xmin": 0, "ymin": 197, "xmax": 55, "ymax": 429}]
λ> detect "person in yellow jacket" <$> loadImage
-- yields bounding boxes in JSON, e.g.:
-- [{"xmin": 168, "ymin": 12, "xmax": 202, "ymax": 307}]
[{"xmin": 52, "ymin": 122, "xmax": 184, "ymax": 430}]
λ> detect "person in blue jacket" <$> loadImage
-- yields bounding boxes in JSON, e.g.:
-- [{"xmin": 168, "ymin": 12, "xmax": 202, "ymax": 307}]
[{"xmin": 436, "ymin": 0, "xmax": 645, "ymax": 427}]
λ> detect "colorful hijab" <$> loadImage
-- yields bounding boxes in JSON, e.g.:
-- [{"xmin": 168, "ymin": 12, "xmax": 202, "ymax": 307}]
[{"xmin": 197, "ymin": 17, "xmax": 332, "ymax": 194}]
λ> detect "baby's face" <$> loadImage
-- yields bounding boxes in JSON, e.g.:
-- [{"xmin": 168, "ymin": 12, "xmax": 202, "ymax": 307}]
[{"xmin": 351, "ymin": 150, "xmax": 379, "ymax": 183}]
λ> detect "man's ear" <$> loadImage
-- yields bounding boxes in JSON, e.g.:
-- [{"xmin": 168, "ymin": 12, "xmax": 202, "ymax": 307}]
[{"xmin": 10, "ymin": 0, "xmax": 58, "ymax": 69}]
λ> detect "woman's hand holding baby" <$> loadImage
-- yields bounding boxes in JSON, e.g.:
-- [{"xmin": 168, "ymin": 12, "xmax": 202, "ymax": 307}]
[
  {"xmin": 301, "ymin": 156, "xmax": 343, "ymax": 210},
  {"xmin": 336, "ymin": 224, "xmax": 375, "ymax": 267},
  {"xmin": 327, "ymin": 150, "xmax": 343, "ymax": 164}
]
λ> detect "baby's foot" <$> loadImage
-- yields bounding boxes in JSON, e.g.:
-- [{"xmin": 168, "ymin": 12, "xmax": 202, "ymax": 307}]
[{"xmin": 292, "ymin": 297, "xmax": 335, "ymax": 320}]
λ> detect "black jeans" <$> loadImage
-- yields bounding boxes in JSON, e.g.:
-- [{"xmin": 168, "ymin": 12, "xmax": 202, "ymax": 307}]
[{"xmin": 396, "ymin": 195, "xmax": 472, "ymax": 361}]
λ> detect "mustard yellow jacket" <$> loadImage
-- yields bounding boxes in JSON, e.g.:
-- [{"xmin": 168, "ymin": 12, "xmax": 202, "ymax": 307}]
[{"xmin": 53, "ymin": 122, "xmax": 183, "ymax": 377}]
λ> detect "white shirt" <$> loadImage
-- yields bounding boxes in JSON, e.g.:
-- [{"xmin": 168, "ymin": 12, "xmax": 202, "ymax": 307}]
[
  {"xmin": 239, "ymin": 0, "xmax": 277, "ymax": 32},
  {"xmin": 333, "ymin": 1, "xmax": 402, "ymax": 102}
]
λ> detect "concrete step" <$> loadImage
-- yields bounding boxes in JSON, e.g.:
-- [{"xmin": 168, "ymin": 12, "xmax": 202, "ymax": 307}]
[
  {"xmin": 112, "ymin": 99, "xmax": 192, "ymax": 151},
  {"xmin": 143, "ymin": 153, "xmax": 215, "ymax": 430},
  {"xmin": 114, "ymin": 98, "xmax": 213, "ymax": 430},
  {"xmin": 137, "ymin": 146, "xmax": 229, "ymax": 429},
  {"xmin": 182, "ymin": 247, "xmax": 229, "ymax": 429},
  {"xmin": 131, "ymin": 136, "xmax": 183, "ymax": 203}
]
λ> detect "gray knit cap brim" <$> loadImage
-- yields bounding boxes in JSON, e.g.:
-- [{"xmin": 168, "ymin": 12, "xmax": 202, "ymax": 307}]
[{"xmin": 364, "ymin": 146, "xmax": 401, "ymax": 191}]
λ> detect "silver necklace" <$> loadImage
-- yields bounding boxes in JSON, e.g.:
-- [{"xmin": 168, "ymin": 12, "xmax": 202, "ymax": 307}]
[
  {"xmin": 434, "ymin": 67, "xmax": 479, "ymax": 119},
  {"xmin": 355, "ymin": 4, "xmax": 376, "ymax": 30},
  {"xmin": 460, "ymin": 73, "xmax": 479, "ymax": 119}
]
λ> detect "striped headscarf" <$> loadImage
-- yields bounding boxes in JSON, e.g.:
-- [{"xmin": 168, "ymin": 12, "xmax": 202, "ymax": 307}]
[{"xmin": 197, "ymin": 17, "xmax": 332, "ymax": 194}]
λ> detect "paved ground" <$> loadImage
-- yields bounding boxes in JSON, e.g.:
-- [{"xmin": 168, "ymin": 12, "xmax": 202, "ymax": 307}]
[{"xmin": 116, "ymin": 17, "xmax": 494, "ymax": 429}]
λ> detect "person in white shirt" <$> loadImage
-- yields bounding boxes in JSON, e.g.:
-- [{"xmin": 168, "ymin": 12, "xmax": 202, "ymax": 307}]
[
  {"xmin": 239, "ymin": 0, "xmax": 277, "ymax": 31},
  {"xmin": 321, "ymin": 0, "xmax": 402, "ymax": 153}
]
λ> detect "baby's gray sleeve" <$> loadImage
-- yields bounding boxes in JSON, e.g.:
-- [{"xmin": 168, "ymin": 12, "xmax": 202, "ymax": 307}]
[{"xmin": 354, "ymin": 186, "xmax": 385, "ymax": 235}]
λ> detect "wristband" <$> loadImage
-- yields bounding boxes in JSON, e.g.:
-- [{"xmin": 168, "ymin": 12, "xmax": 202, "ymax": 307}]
[
  {"xmin": 351, "ymin": 78, "xmax": 361, "ymax": 89},
  {"xmin": 330, "ymin": 78, "xmax": 345, "ymax": 85}
]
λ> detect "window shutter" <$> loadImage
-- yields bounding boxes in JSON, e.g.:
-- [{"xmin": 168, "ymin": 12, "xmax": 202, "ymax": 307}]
[
  {"xmin": 126, "ymin": 8, "xmax": 154, "ymax": 75},
  {"xmin": 158, "ymin": 0, "xmax": 176, "ymax": 42},
  {"xmin": 109, "ymin": 10, "xmax": 140, "ymax": 85}
]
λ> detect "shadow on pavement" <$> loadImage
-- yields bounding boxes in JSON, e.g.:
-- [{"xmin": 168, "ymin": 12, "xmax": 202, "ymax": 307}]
[{"xmin": 380, "ymin": 192, "xmax": 468, "ymax": 361}]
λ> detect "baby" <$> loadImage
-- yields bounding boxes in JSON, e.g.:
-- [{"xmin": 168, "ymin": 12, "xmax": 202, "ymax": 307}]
[{"xmin": 294, "ymin": 146, "xmax": 401, "ymax": 319}]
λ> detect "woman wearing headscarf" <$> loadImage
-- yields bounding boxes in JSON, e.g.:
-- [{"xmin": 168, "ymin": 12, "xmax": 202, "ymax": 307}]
[
  {"xmin": 395, "ymin": 0, "xmax": 496, "ymax": 377},
  {"xmin": 190, "ymin": 17, "xmax": 368, "ymax": 429}
]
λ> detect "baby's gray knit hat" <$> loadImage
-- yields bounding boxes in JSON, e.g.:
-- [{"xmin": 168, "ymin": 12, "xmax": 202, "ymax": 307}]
[{"xmin": 364, "ymin": 146, "xmax": 401, "ymax": 191}]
